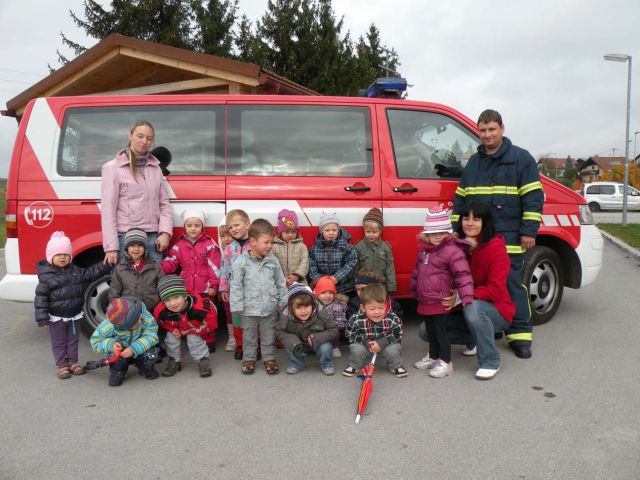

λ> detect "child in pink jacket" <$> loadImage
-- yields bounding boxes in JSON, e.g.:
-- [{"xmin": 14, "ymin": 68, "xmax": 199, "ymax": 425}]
[
  {"xmin": 161, "ymin": 209, "xmax": 221, "ymax": 351},
  {"xmin": 410, "ymin": 208, "xmax": 474, "ymax": 378}
]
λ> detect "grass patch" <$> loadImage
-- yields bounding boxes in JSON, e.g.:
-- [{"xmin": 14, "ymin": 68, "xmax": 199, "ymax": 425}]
[{"xmin": 598, "ymin": 223, "xmax": 640, "ymax": 249}]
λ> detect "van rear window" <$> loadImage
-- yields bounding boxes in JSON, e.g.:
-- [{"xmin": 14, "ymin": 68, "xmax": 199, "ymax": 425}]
[
  {"xmin": 227, "ymin": 105, "xmax": 373, "ymax": 177},
  {"xmin": 58, "ymin": 105, "xmax": 223, "ymax": 176}
]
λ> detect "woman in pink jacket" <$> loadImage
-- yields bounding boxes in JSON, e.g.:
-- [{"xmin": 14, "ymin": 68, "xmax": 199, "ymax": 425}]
[{"xmin": 101, "ymin": 121, "xmax": 173, "ymax": 266}]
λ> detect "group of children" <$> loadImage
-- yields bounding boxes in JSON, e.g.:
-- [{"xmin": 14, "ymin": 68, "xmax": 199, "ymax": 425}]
[{"xmin": 36, "ymin": 203, "xmax": 478, "ymax": 385}]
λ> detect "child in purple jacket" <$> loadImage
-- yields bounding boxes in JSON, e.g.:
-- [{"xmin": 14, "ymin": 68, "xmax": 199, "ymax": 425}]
[{"xmin": 410, "ymin": 208, "xmax": 474, "ymax": 378}]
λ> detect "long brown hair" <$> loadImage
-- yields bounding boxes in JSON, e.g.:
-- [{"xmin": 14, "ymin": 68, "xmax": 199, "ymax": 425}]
[{"xmin": 127, "ymin": 120, "xmax": 155, "ymax": 181}]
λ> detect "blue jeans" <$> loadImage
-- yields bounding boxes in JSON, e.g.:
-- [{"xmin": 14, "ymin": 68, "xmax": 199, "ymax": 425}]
[
  {"xmin": 463, "ymin": 300, "xmax": 510, "ymax": 369},
  {"xmin": 117, "ymin": 232, "xmax": 163, "ymax": 262},
  {"xmin": 288, "ymin": 341, "xmax": 333, "ymax": 370}
]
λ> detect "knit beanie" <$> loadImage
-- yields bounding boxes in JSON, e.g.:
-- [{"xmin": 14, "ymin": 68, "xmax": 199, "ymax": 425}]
[
  {"xmin": 277, "ymin": 209, "xmax": 299, "ymax": 233},
  {"xmin": 313, "ymin": 276, "xmax": 337, "ymax": 297},
  {"xmin": 287, "ymin": 282, "xmax": 314, "ymax": 305},
  {"xmin": 423, "ymin": 207, "xmax": 452, "ymax": 234},
  {"xmin": 158, "ymin": 274, "xmax": 189, "ymax": 302},
  {"xmin": 319, "ymin": 212, "xmax": 340, "ymax": 231},
  {"xmin": 363, "ymin": 207, "xmax": 384, "ymax": 229},
  {"xmin": 107, "ymin": 296, "xmax": 142, "ymax": 330},
  {"xmin": 46, "ymin": 231, "xmax": 73, "ymax": 264},
  {"xmin": 181, "ymin": 209, "xmax": 207, "ymax": 225},
  {"xmin": 123, "ymin": 228, "xmax": 148, "ymax": 251}
]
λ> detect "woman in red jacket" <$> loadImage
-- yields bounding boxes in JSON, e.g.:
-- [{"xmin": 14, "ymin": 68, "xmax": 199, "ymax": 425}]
[{"xmin": 456, "ymin": 202, "xmax": 515, "ymax": 380}]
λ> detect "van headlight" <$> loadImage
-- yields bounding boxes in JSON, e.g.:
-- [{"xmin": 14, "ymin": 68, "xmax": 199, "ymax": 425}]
[{"xmin": 579, "ymin": 204, "xmax": 594, "ymax": 225}]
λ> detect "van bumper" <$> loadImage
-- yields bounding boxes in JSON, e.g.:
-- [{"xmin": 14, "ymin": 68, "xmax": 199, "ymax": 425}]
[
  {"xmin": 576, "ymin": 225, "xmax": 604, "ymax": 287},
  {"xmin": 0, "ymin": 238, "xmax": 37, "ymax": 302}
]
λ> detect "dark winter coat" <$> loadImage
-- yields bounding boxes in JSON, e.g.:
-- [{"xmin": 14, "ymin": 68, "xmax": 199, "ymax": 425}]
[
  {"xmin": 276, "ymin": 301, "xmax": 338, "ymax": 352},
  {"xmin": 109, "ymin": 255, "xmax": 164, "ymax": 311},
  {"xmin": 154, "ymin": 290, "xmax": 218, "ymax": 343},
  {"xmin": 308, "ymin": 228, "xmax": 358, "ymax": 294},
  {"xmin": 34, "ymin": 260, "xmax": 111, "ymax": 326},
  {"xmin": 410, "ymin": 236, "xmax": 474, "ymax": 316}
]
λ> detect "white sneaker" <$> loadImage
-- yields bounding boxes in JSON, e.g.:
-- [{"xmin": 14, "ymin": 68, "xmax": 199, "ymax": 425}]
[
  {"xmin": 331, "ymin": 347, "xmax": 342, "ymax": 358},
  {"xmin": 475, "ymin": 367, "xmax": 499, "ymax": 380},
  {"xmin": 413, "ymin": 354, "xmax": 435, "ymax": 370},
  {"xmin": 429, "ymin": 360, "xmax": 454, "ymax": 378},
  {"xmin": 462, "ymin": 346, "xmax": 477, "ymax": 356},
  {"xmin": 224, "ymin": 336, "xmax": 236, "ymax": 352}
]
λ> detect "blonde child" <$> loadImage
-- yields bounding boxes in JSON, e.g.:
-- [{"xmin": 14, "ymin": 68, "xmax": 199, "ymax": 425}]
[
  {"xmin": 230, "ymin": 219, "xmax": 287, "ymax": 375},
  {"xmin": 313, "ymin": 276, "xmax": 347, "ymax": 358},
  {"xmin": 410, "ymin": 207, "xmax": 474, "ymax": 378},
  {"xmin": 219, "ymin": 209, "xmax": 252, "ymax": 359},
  {"xmin": 218, "ymin": 224, "xmax": 235, "ymax": 352},
  {"xmin": 272, "ymin": 209, "xmax": 308, "ymax": 286},
  {"xmin": 308, "ymin": 212, "xmax": 358, "ymax": 295},
  {"xmin": 354, "ymin": 208, "xmax": 396, "ymax": 293},
  {"xmin": 154, "ymin": 275, "xmax": 218, "ymax": 378},
  {"xmin": 276, "ymin": 283, "xmax": 338, "ymax": 375},
  {"xmin": 35, "ymin": 231, "xmax": 111, "ymax": 379},
  {"xmin": 161, "ymin": 210, "xmax": 221, "ymax": 351}
]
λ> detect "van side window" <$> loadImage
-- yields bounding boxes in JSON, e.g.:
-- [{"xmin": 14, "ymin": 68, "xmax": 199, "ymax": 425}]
[
  {"xmin": 586, "ymin": 185, "xmax": 600, "ymax": 194},
  {"xmin": 600, "ymin": 185, "xmax": 615, "ymax": 195},
  {"xmin": 227, "ymin": 105, "xmax": 373, "ymax": 177},
  {"xmin": 387, "ymin": 109, "xmax": 478, "ymax": 179},
  {"xmin": 58, "ymin": 106, "xmax": 223, "ymax": 176}
]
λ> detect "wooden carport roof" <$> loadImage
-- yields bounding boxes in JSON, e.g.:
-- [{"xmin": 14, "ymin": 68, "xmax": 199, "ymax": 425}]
[{"xmin": 4, "ymin": 33, "xmax": 319, "ymax": 118}]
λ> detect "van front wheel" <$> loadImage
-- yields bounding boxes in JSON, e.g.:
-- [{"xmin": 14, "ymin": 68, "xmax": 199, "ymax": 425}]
[
  {"xmin": 522, "ymin": 246, "xmax": 564, "ymax": 326},
  {"xmin": 588, "ymin": 202, "xmax": 600, "ymax": 212},
  {"xmin": 82, "ymin": 275, "xmax": 112, "ymax": 338}
]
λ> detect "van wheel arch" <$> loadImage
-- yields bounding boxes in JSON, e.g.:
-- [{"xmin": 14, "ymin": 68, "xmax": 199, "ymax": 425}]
[{"xmin": 82, "ymin": 275, "xmax": 112, "ymax": 338}]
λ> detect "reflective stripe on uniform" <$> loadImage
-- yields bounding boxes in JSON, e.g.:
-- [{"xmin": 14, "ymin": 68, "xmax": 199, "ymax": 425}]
[
  {"xmin": 451, "ymin": 214, "xmax": 460, "ymax": 222},
  {"xmin": 518, "ymin": 181, "xmax": 543, "ymax": 196},
  {"xmin": 455, "ymin": 186, "xmax": 466, "ymax": 197},
  {"xmin": 462, "ymin": 186, "xmax": 519, "ymax": 195},
  {"xmin": 522, "ymin": 211, "xmax": 542, "ymax": 222},
  {"xmin": 506, "ymin": 244, "xmax": 526, "ymax": 255},
  {"xmin": 505, "ymin": 332, "xmax": 533, "ymax": 342}
]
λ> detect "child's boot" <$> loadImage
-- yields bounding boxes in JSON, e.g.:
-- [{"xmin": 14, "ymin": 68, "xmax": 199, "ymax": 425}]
[
  {"xmin": 56, "ymin": 363, "xmax": 71, "ymax": 380},
  {"xmin": 198, "ymin": 357, "xmax": 213, "ymax": 377},
  {"xmin": 264, "ymin": 360, "xmax": 279, "ymax": 375},
  {"xmin": 162, "ymin": 357, "xmax": 182, "ymax": 377}
]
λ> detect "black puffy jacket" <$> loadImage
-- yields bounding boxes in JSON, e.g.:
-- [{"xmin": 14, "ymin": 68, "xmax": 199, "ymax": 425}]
[{"xmin": 34, "ymin": 260, "xmax": 111, "ymax": 326}]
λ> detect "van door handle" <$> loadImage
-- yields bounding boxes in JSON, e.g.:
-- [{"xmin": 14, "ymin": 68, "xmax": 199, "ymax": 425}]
[
  {"xmin": 393, "ymin": 186, "xmax": 418, "ymax": 192},
  {"xmin": 345, "ymin": 186, "xmax": 371, "ymax": 192}
]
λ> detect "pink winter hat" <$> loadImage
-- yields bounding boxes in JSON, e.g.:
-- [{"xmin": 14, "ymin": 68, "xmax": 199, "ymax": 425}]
[
  {"xmin": 46, "ymin": 231, "xmax": 73, "ymax": 264},
  {"xmin": 422, "ymin": 207, "xmax": 452, "ymax": 234},
  {"xmin": 277, "ymin": 209, "xmax": 299, "ymax": 233}
]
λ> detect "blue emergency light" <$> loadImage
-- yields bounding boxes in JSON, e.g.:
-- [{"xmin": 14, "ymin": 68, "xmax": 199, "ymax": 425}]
[{"xmin": 366, "ymin": 77, "xmax": 407, "ymax": 98}]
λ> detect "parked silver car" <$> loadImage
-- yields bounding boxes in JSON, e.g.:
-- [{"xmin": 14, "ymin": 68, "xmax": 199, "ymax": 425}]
[{"xmin": 583, "ymin": 182, "xmax": 640, "ymax": 211}]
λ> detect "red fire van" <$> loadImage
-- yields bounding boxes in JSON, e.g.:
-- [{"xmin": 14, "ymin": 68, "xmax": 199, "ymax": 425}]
[{"xmin": 1, "ymin": 92, "xmax": 604, "ymax": 333}]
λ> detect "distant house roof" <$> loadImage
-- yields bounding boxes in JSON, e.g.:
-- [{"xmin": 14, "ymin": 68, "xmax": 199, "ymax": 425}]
[
  {"xmin": 4, "ymin": 33, "xmax": 319, "ymax": 118},
  {"xmin": 591, "ymin": 156, "xmax": 625, "ymax": 171}
]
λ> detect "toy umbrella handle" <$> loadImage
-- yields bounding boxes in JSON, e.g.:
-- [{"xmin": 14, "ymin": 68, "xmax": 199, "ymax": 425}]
[
  {"xmin": 370, "ymin": 352, "xmax": 377, "ymax": 365},
  {"xmin": 105, "ymin": 350, "xmax": 122, "ymax": 365}
]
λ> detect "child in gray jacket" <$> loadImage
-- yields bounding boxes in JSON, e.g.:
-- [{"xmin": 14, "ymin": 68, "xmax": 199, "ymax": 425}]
[{"xmin": 231, "ymin": 219, "xmax": 287, "ymax": 375}]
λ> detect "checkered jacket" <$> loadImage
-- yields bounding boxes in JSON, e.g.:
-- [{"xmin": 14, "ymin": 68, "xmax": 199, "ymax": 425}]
[
  {"xmin": 346, "ymin": 307, "xmax": 403, "ymax": 349},
  {"xmin": 308, "ymin": 228, "xmax": 358, "ymax": 294}
]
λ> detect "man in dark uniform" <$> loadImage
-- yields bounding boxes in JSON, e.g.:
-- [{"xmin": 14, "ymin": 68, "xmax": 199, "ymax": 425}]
[{"xmin": 452, "ymin": 109, "xmax": 544, "ymax": 359}]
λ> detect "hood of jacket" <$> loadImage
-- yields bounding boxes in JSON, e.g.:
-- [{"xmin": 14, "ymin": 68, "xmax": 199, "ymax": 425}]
[{"xmin": 314, "ymin": 227, "xmax": 352, "ymax": 247}]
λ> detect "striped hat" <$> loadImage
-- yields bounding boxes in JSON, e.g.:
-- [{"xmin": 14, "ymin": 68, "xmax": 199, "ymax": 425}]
[
  {"xmin": 288, "ymin": 282, "xmax": 315, "ymax": 304},
  {"xmin": 107, "ymin": 297, "xmax": 142, "ymax": 330},
  {"xmin": 363, "ymin": 208, "xmax": 384, "ymax": 229},
  {"xmin": 422, "ymin": 207, "xmax": 452, "ymax": 234},
  {"xmin": 158, "ymin": 274, "xmax": 189, "ymax": 302},
  {"xmin": 124, "ymin": 228, "xmax": 148, "ymax": 251}
]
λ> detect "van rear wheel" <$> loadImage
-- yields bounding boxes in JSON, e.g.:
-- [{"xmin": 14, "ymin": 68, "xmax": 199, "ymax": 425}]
[
  {"xmin": 588, "ymin": 202, "xmax": 600, "ymax": 212},
  {"xmin": 82, "ymin": 275, "xmax": 112, "ymax": 338},
  {"xmin": 523, "ymin": 246, "xmax": 564, "ymax": 326}
]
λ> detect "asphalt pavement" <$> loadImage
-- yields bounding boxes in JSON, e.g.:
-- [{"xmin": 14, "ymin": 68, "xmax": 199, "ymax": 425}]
[{"xmin": 1, "ymin": 243, "xmax": 639, "ymax": 480}]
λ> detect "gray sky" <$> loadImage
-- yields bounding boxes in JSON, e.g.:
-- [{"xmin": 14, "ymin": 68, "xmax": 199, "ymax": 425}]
[{"xmin": 0, "ymin": 0, "xmax": 638, "ymax": 177}]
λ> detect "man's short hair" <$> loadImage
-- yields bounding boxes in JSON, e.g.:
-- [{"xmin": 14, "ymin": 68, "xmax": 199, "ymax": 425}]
[
  {"xmin": 248, "ymin": 218, "xmax": 275, "ymax": 240},
  {"xmin": 359, "ymin": 283, "xmax": 388, "ymax": 306},
  {"xmin": 477, "ymin": 109, "xmax": 503, "ymax": 126}
]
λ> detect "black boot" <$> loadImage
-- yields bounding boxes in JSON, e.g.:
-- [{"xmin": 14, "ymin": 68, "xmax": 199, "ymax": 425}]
[
  {"xmin": 234, "ymin": 346, "xmax": 243, "ymax": 360},
  {"xmin": 509, "ymin": 341, "xmax": 532, "ymax": 359}
]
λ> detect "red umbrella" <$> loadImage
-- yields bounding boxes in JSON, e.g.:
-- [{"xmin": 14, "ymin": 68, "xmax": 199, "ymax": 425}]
[
  {"xmin": 84, "ymin": 350, "xmax": 122, "ymax": 370},
  {"xmin": 355, "ymin": 352, "xmax": 377, "ymax": 424}
]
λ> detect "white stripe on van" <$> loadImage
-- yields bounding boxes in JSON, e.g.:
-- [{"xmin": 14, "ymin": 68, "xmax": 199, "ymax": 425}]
[
  {"xmin": 557, "ymin": 215, "xmax": 572, "ymax": 226},
  {"xmin": 541, "ymin": 215, "xmax": 557, "ymax": 226},
  {"xmin": 383, "ymin": 208, "xmax": 430, "ymax": 227},
  {"xmin": 26, "ymin": 98, "xmax": 61, "ymax": 195},
  {"xmin": 571, "ymin": 215, "xmax": 580, "ymax": 226}
]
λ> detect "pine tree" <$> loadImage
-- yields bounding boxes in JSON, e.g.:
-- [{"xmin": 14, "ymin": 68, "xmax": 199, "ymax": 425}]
[{"xmin": 191, "ymin": 0, "xmax": 238, "ymax": 56}]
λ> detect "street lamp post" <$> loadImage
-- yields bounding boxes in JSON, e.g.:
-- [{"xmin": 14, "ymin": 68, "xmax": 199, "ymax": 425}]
[
  {"xmin": 604, "ymin": 53, "xmax": 632, "ymax": 226},
  {"xmin": 634, "ymin": 131, "xmax": 639, "ymax": 187}
]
